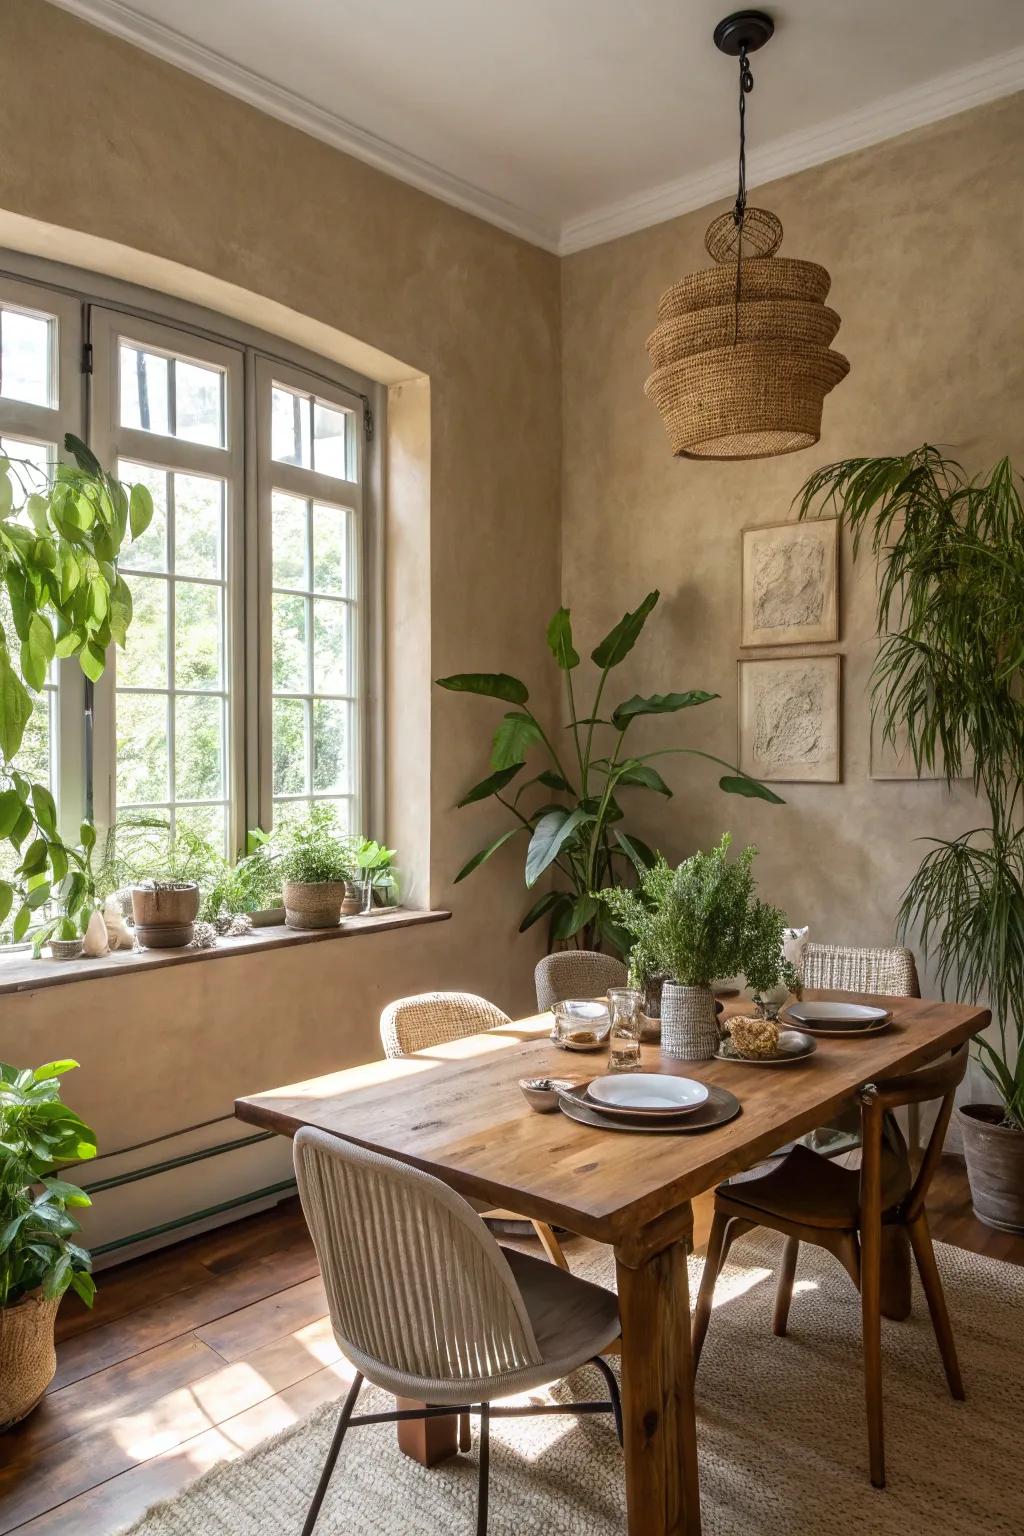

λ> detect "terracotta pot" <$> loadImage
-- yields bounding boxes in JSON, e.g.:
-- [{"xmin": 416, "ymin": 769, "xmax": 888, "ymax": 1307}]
[
  {"xmin": 283, "ymin": 880, "xmax": 346, "ymax": 930},
  {"xmin": 661, "ymin": 982, "xmax": 721, "ymax": 1061},
  {"xmin": 340, "ymin": 881, "xmax": 362, "ymax": 917},
  {"xmin": 130, "ymin": 883, "xmax": 200, "ymax": 948},
  {"xmin": 957, "ymin": 1103, "xmax": 1024, "ymax": 1234},
  {"xmin": 0, "ymin": 1290, "xmax": 60, "ymax": 1431}
]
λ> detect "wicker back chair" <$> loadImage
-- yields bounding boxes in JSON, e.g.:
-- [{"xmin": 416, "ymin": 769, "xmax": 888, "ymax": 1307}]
[
  {"xmin": 534, "ymin": 950, "xmax": 628, "ymax": 1012},
  {"xmin": 294, "ymin": 1128, "xmax": 621, "ymax": 1535},
  {"xmin": 380, "ymin": 991, "xmax": 570, "ymax": 1271},
  {"xmin": 802, "ymin": 943, "xmax": 919, "ymax": 998}
]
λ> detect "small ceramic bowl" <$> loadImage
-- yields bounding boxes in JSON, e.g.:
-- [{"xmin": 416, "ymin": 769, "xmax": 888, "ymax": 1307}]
[{"xmin": 519, "ymin": 1076, "xmax": 581, "ymax": 1113}]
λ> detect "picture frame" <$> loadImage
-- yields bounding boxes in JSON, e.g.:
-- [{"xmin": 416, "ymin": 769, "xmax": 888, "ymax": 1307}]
[
  {"xmin": 741, "ymin": 517, "xmax": 838, "ymax": 647},
  {"xmin": 738, "ymin": 654, "xmax": 841, "ymax": 783}
]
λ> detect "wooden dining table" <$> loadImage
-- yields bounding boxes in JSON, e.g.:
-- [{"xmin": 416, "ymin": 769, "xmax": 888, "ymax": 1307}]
[{"xmin": 235, "ymin": 990, "xmax": 988, "ymax": 1536}]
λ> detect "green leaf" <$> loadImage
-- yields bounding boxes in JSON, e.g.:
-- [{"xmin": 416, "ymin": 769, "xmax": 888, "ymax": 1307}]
[
  {"xmin": 591, "ymin": 591, "xmax": 659, "ymax": 670},
  {"xmin": 0, "ymin": 1213, "xmax": 26, "ymax": 1254},
  {"xmin": 615, "ymin": 761, "xmax": 673, "ymax": 796},
  {"xmin": 546, "ymin": 607, "xmax": 579, "ymax": 669},
  {"xmin": 518, "ymin": 889, "xmax": 567, "ymax": 933},
  {"xmin": 453, "ymin": 827, "xmax": 522, "ymax": 883},
  {"xmin": 69, "ymin": 1269, "xmax": 96, "ymax": 1308},
  {"xmin": 79, "ymin": 641, "xmax": 106, "ymax": 683},
  {"xmin": 552, "ymin": 893, "xmax": 599, "ymax": 941},
  {"xmin": 0, "ymin": 645, "xmax": 33, "ymax": 759},
  {"xmin": 25, "ymin": 493, "xmax": 49, "ymax": 535},
  {"xmin": 611, "ymin": 689, "xmax": 718, "ymax": 729},
  {"xmin": 31, "ymin": 783, "xmax": 58, "ymax": 837},
  {"xmin": 80, "ymin": 821, "xmax": 97, "ymax": 851},
  {"xmin": 525, "ymin": 807, "xmax": 592, "ymax": 887},
  {"xmin": 109, "ymin": 576, "xmax": 133, "ymax": 646},
  {"xmin": 26, "ymin": 881, "xmax": 52, "ymax": 910},
  {"xmin": 42, "ymin": 1251, "xmax": 72, "ymax": 1300},
  {"xmin": 64, "ymin": 433, "xmax": 102, "ymax": 477},
  {"xmin": 490, "ymin": 711, "xmax": 543, "ymax": 770},
  {"xmin": 537, "ymin": 768, "xmax": 573, "ymax": 793},
  {"xmin": 456, "ymin": 763, "xmax": 523, "ymax": 807},
  {"xmin": 33, "ymin": 1059, "xmax": 79, "ymax": 1081},
  {"xmin": 0, "ymin": 788, "xmax": 21, "ymax": 838},
  {"xmin": 614, "ymin": 830, "xmax": 659, "ymax": 873},
  {"xmin": 19, "ymin": 838, "xmax": 48, "ymax": 875},
  {"xmin": 12, "ymin": 903, "xmax": 31, "ymax": 943},
  {"xmin": 49, "ymin": 843, "xmax": 68, "ymax": 885},
  {"xmin": 435, "ymin": 672, "xmax": 529, "ymax": 705},
  {"xmin": 0, "ymin": 882, "xmax": 13, "ymax": 922},
  {"xmin": 129, "ymin": 482, "xmax": 155, "ymax": 540},
  {"xmin": 0, "ymin": 470, "xmax": 12, "ymax": 518},
  {"xmin": 718, "ymin": 774, "xmax": 786, "ymax": 804}
]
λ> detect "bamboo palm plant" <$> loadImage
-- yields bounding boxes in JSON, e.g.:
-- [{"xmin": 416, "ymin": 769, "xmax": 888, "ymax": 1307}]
[{"xmin": 797, "ymin": 447, "xmax": 1024, "ymax": 1130}]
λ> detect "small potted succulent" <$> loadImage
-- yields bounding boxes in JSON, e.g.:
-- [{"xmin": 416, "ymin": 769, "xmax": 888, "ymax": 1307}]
[
  {"xmin": 279, "ymin": 807, "xmax": 359, "ymax": 930},
  {"xmin": 356, "ymin": 838, "xmax": 400, "ymax": 910},
  {"xmin": 0, "ymin": 1061, "xmax": 96, "ymax": 1430}
]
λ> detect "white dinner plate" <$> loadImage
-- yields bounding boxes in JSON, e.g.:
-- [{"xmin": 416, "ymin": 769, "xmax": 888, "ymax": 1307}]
[
  {"xmin": 585, "ymin": 1073, "xmax": 709, "ymax": 1114},
  {"xmin": 785, "ymin": 1001, "xmax": 889, "ymax": 1029}
]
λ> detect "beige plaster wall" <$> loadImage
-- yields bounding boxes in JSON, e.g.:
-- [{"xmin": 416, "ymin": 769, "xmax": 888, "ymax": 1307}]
[
  {"xmin": 0, "ymin": 1, "xmax": 562, "ymax": 1154},
  {"xmin": 561, "ymin": 94, "xmax": 1024, "ymax": 998}
]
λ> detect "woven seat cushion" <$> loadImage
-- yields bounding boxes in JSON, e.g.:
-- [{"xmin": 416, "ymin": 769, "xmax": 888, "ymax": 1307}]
[{"xmin": 719, "ymin": 1143, "xmax": 910, "ymax": 1230}]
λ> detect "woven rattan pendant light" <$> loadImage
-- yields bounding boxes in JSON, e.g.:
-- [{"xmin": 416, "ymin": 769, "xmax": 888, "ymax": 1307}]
[{"xmin": 645, "ymin": 11, "xmax": 849, "ymax": 460}]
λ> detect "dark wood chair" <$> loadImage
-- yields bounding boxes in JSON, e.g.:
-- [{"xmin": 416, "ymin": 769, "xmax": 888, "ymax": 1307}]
[{"xmin": 692, "ymin": 1043, "xmax": 970, "ymax": 1489}]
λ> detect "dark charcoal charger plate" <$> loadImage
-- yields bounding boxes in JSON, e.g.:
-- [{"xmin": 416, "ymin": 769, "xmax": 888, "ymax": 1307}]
[{"xmin": 557, "ymin": 1080, "xmax": 740, "ymax": 1134}]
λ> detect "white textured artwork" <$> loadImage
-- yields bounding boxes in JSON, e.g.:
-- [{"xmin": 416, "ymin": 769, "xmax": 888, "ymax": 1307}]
[
  {"xmin": 739, "ymin": 656, "xmax": 840, "ymax": 782},
  {"xmin": 741, "ymin": 519, "xmax": 838, "ymax": 646}
]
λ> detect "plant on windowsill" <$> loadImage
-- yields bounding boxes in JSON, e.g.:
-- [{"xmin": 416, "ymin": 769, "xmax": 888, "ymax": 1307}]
[
  {"xmin": 0, "ymin": 1060, "xmax": 97, "ymax": 1431},
  {"xmin": 798, "ymin": 446, "xmax": 1024, "ymax": 1233},
  {"xmin": 0, "ymin": 435, "xmax": 153, "ymax": 955},
  {"xmin": 28, "ymin": 821, "xmax": 101, "ymax": 960},
  {"xmin": 356, "ymin": 837, "xmax": 400, "ymax": 909},
  {"xmin": 436, "ymin": 591, "xmax": 782, "ymax": 956},
  {"xmin": 279, "ymin": 806, "xmax": 360, "ymax": 930}
]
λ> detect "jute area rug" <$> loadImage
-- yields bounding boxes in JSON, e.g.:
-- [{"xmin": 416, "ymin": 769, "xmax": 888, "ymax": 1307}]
[{"xmin": 123, "ymin": 1231, "xmax": 1023, "ymax": 1536}]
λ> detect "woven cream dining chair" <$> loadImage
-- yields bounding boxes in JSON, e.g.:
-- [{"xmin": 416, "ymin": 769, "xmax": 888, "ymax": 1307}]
[
  {"xmin": 294, "ymin": 1128, "xmax": 622, "ymax": 1536},
  {"xmin": 534, "ymin": 950, "xmax": 628, "ymax": 1012},
  {"xmin": 380, "ymin": 992, "xmax": 571, "ymax": 1270}
]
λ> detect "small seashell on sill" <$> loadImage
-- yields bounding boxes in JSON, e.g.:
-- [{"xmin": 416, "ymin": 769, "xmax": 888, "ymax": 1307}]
[{"xmin": 82, "ymin": 909, "xmax": 110, "ymax": 957}]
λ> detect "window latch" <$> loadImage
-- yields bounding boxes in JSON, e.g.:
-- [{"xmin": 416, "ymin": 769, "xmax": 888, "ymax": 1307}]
[{"xmin": 81, "ymin": 341, "xmax": 94, "ymax": 375}]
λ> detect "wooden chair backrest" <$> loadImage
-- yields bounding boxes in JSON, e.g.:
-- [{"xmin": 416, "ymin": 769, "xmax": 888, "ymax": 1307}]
[{"xmin": 859, "ymin": 1043, "xmax": 970, "ymax": 1223}]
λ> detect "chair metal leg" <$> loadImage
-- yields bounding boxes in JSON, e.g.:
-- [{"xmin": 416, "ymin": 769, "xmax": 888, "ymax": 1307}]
[
  {"xmin": 773, "ymin": 1236, "xmax": 799, "ymax": 1337},
  {"xmin": 476, "ymin": 1402, "xmax": 490, "ymax": 1536},
  {"xmin": 907, "ymin": 1212, "xmax": 965, "ymax": 1401},
  {"xmin": 591, "ymin": 1353, "xmax": 623, "ymax": 1445},
  {"xmin": 302, "ymin": 1372, "xmax": 363, "ymax": 1536}
]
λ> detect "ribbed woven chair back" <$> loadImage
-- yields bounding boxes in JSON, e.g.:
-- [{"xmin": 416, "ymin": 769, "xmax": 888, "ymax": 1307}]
[
  {"xmin": 380, "ymin": 991, "xmax": 510, "ymax": 1059},
  {"xmin": 294, "ymin": 1128, "xmax": 542, "ymax": 1385},
  {"xmin": 534, "ymin": 950, "xmax": 628, "ymax": 1012},
  {"xmin": 802, "ymin": 943, "xmax": 920, "ymax": 998}
]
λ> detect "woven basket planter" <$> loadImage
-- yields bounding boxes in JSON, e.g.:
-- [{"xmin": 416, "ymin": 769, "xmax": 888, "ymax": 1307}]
[
  {"xmin": 0, "ymin": 1290, "xmax": 60, "ymax": 1431},
  {"xmin": 646, "ymin": 212, "xmax": 848, "ymax": 461},
  {"xmin": 48, "ymin": 936, "xmax": 84, "ymax": 961},
  {"xmin": 661, "ymin": 983, "xmax": 721, "ymax": 1062},
  {"xmin": 283, "ymin": 880, "xmax": 346, "ymax": 930}
]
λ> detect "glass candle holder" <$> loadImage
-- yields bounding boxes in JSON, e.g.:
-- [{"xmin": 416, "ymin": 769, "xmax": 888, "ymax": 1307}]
[{"xmin": 607, "ymin": 987, "xmax": 643, "ymax": 1072}]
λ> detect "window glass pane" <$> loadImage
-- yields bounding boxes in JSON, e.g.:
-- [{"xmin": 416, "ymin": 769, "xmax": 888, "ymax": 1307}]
[
  {"xmin": 0, "ymin": 308, "xmax": 54, "ymax": 408},
  {"xmin": 119, "ymin": 576, "xmax": 168, "ymax": 688},
  {"xmin": 174, "ymin": 473, "xmax": 223, "ymax": 579},
  {"xmin": 272, "ymin": 593, "xmax": 307, "ymax": 691},
  {"xmin": 312, "ymin": 400, "xmax": 350, "ymax": 479},
  {"xmin": 273, "ymin": 698, "xmax": 307, "ymax": 794},
  {"xmin": 272, "ymin": 491, "xmax": 307, "ymax": 587},
  {"xmin": 1, "ymin": 436, "xmax": 55, "ymax": 491},
  {"xmin": 176, "ymin": 802, "xmax": 227, "ymax": 856},
  {"xmin": 271, "ymin": 386, "xmax": 310, "ymax": 468},
  {"xmin": 175, "ymin": 360, "xmax": 225, "ymax": 447},
  {"xmin": 120, "ymin": 345, "xmax": 170, "ymax": 435},
  {"xmin": 175, "ymin": 694, "xmax": 224, "ymax": 800},
  {"xmin": 175, "ymin": 583, "xmax": 222, "ymax": 689},
  {"xmin": 312, "ymin": 503, "xmax": 350, "ymax": 596},
  {"xmin": 117, "ymin": 692, "xmax": 169, "ymax": 804},
  {"xmin": 312, "ymin": 700, "xmax": 349, "ymax": 792},
  {"xmin": 118, "ymin": 460, "xmax": 168, "ymax": 572},
  {"xmin": 14, "ymin": 689, "xmax": 54, "ymax": 788},
  {"xmin": 312, "ymin": 599, "xmax": 348, "ymax": 693}
]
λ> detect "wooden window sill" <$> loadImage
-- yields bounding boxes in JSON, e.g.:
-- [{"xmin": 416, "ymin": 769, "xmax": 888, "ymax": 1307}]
[{"xmin": 0, "ymin": 908, "xmax": 451, "ymax": 996}]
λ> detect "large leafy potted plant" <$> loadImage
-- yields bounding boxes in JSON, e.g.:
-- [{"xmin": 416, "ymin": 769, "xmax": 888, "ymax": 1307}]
[
  {"xmin": 798, "ymin": 447, "xmax": 1024, "ymax": 1231},
  {"xmin": 279, "ymin": 806, "xmax": 359, "ymax": 929},
  {"xmin": 437, "ymin": 591, "xmax": 781, "ymax": 953},
  {"xmin": 0, "ymin": 1060, "xmax": 97, "ymax": 1430}
]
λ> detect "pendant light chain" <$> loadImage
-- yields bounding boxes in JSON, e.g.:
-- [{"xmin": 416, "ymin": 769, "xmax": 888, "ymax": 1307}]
[{"xmin": 732, "ymin": 44, "xmax": 755, "ymax": 341}]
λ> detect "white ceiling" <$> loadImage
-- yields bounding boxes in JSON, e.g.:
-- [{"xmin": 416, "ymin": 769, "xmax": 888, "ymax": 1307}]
[{"xmin": 53, "ymin": 1, "xmax": 1024, "ymax": 251}]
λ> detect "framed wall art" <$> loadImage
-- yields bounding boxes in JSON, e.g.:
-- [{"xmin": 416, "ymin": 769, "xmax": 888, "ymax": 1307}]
[
  {"xmin": 738, "ymin": 654, "xmax": 841, "ymax": 783},
  {"xmin": 741, "ymin": 517, "xmax": 838, "ymax": 647}
]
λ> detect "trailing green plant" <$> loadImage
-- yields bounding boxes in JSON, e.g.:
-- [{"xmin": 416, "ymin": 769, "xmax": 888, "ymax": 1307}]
[
  {"xmin": 0, "ymin": 435, "xmax": 152, "ymax": 946},
  {"xmin": 0, "ymin": 1060, "xmax": 97, "ymax": 1310},
  {"xmin": 200, "ymin": 829, "xmax": 282, "ymax": 920},
  {"xmin": 437, "ymin": 591, "xmax": 781, "ymax": 952},
  {"xmin": 798, "ymin": 447, "xmax": 1024, "ymax": 1129},
  {"xmin": 279, "ymin": 805, "xmax": 359, "ymax": 886},
  {"xmin": 27, "ymin": 821, "xmax": 100, "ymax": 957}
]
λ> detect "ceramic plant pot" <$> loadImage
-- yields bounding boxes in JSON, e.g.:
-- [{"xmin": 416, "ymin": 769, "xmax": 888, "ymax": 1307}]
[
  {"xmin": 957, "ymin": 1104, "xmax": 1024, "ymax": 1234},
  {"xmin": 130, "ymin": 883, "xmax": 201, "ymax": 949},
  {"xmin": 340, "ymin": 881, "xmax": 362, "ymax": 917},
  {"xmin": 283, "ymin": 880, "xmax": 347, "ymax": 930},
  {"xmin": 661, "ymin": 982, "xmax": 721, "ymax": 1061},
  {"xmin": 0, "ymin": 1290, "xmax": 60, "ymax": 1431}
]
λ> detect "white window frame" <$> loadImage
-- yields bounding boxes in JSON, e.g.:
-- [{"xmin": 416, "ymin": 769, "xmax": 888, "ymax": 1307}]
[
  {"xmin": 88, "ymin": 308, "xmax": 245, "ymax": 856},
  {"xmin": 0, "ymin": 275, "xmax": 86, "ymax": 844}
]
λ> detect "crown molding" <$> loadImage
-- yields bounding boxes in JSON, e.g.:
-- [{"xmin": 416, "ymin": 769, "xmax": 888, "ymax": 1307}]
[
  {"xmin": 48, "ymin": 3, "xmax": 1024, "ymax": 259},
  {"xmin": 558, "ymin": 45, "xmax": 1024, "ymax": 254},
  {"xmin": 47, "ymin": 0, "xmax": 562, "ymax": 252}
]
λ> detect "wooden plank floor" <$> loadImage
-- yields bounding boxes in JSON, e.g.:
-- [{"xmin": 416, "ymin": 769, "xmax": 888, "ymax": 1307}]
[{"xmin": 0, "ymin": 1158, "xmax": 1019, "ymax": 1535}]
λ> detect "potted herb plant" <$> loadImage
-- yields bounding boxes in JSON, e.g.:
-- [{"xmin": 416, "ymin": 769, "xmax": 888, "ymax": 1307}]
[
  {"xmin": 741, "ymin": 898, "xmax": 801, "ymax": 1019},
  {"xmin": 279, "ymin": 807, "xmax": 358, "ymax": 929},
  {"xmin": 798, "ymin": 447, "xmax": 1024, "ymax": 1231},
  {"xmin": 0, "ymin": 1061, "xmax": 97, "ymax": 1430}
]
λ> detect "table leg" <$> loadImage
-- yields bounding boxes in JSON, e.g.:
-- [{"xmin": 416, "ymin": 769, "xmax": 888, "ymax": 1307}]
[
  {"xmin": 395, "ymin": 1397, "xmax": 460, "ymax": 1465},
  {"xmin": 615, "ymin": 1207, "xmax": 702, "ymax": 1536}
]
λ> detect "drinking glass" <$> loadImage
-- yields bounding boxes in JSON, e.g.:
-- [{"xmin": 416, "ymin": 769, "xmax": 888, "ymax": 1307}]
[{"xmin": 607, "ymin": 987, "xmax": 643, "ymax": 1072}]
